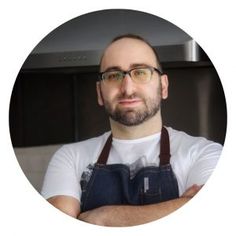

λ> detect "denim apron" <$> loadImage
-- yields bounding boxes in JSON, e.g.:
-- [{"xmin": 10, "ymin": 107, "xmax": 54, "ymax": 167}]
[{"xmin": 80, "ymin": 127, "xmax": 179, "ymax": 212}]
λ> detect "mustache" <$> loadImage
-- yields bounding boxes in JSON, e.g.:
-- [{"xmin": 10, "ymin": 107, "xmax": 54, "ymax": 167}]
[{"xmin": 116, "ymin": 92, "xmax": 143, "ymax": 100}]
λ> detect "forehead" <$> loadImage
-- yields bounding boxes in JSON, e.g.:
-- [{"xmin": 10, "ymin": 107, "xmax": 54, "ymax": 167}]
[{"xmin": 100, "ymin": 38, "xmax": 157, "ymax": 71}]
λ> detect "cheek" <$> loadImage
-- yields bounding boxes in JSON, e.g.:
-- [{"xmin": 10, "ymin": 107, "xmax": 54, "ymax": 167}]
[
  {"xmin": 101, "ymin": 86, "xmax": 119, "ymax": 103},
  {"xmin": 143, "ymin": 83, "xmax": 160, "ymax": 99}
]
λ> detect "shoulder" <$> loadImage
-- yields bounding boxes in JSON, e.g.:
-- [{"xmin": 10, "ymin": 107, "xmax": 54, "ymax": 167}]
[
  {"xmin": 59, "ymin": 131, "xmax": 111, "ymax": 155},
  {"xmin": 166, "ymin": 126, "xmax": 223, "ymax": 154},
  {"xmin": 50, "ymin": 131, "xmax": 111, "ymax": 165}
]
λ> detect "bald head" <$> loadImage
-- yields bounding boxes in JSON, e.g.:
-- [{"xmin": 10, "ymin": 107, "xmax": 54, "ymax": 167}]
[{"xmin": 100, "ymin": 35, "xmax": 162, "ymax": 73}]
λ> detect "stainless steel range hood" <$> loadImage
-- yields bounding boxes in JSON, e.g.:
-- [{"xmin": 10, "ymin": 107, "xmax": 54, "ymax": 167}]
[{"xmin": 22, "ymin": 10, "xmax": 208, "ymax": 70}]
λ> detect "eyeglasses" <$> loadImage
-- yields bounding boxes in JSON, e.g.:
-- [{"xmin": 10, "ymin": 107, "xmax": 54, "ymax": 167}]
[{"xmin": 99, "ymin": 66, "xmax": 163, "ymax": 85}]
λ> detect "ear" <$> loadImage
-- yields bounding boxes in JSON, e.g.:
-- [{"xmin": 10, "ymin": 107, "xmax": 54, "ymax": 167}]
[
  {"xmin": 96, "ymin": 82, "xmax": 104, "ymax": 106},
  {"xmin": 160, "ymin": 74, "xmax": 169, "ymax": 99}
]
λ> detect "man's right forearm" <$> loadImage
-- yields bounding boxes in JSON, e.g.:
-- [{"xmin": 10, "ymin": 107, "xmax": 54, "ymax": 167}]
[
  {"xmin": 78, "ymin": 185, "xmax": 202, "ymax": 226},
  {"xmin": 78, "ymin": 197, "xmax": 190, "ymax": 226}
]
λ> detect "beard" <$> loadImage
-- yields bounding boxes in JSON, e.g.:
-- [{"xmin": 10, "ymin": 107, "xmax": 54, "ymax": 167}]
[{"xmin": 102, "ymin": 87, "xmax": 162, "ymax": 126}]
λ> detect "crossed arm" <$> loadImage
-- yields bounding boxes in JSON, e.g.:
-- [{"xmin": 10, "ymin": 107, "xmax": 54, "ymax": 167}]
[
  {"xmin": 79, "ymin": 197, "xmax": 189, "ymax": 226},
  {"xmin": 47, "ymin": 184, "xmax": 202, "ymax": 226}
]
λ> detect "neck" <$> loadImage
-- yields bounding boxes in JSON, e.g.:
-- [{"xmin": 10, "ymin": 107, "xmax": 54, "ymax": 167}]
[{"xmin": 110, "ymin": 111, "xmax": 163, "ymax": 140}]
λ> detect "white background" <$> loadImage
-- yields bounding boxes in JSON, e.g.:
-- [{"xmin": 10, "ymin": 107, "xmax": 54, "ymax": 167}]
[{"xmin": 0, "ymin": 0, "xmax": 235, "ymax": 235}]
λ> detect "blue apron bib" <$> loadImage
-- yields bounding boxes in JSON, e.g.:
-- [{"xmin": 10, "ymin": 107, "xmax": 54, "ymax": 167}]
[{"xmin": 80, "ymin": 127, "xmax": 179, "ymax": 212}]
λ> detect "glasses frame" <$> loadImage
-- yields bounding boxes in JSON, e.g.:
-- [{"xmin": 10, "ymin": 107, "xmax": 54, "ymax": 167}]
[{"xmin": 98, "ymin": 66, "xmax": 164, "ymax": 84}]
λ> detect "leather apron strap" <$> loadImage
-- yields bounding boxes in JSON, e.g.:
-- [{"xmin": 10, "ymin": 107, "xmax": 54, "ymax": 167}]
[
  {"xmin": 97, "ymin": 134, "xmax": 112, "ymax": 165},
  {"xmin": 159, "ymin": 126, "xmax": 171, "ymax": 166},
  {"xmin": 97, "ymin": 126, "xmax": 170, "ymax": 165}
]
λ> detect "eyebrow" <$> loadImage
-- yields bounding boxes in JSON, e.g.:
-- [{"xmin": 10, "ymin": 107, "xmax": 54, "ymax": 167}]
[{"xmin": 102, "ymin": 63, "xmax": 152, "ymax": 72}]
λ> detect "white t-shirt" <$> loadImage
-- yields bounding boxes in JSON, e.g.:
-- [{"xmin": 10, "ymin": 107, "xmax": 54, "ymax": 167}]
[{"xmin": 41, "ymin": 127, "xmax": 222, "ymax": 202}]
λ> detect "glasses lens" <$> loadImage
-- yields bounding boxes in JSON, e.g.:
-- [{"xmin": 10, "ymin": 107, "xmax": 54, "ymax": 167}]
[
  {"xmin": 131, "ymin": 68, "xmax": 151, "ymax": 83},
  {"xmin": 102, "ymin": 71, "xmax": 123, "ymax": 84}
]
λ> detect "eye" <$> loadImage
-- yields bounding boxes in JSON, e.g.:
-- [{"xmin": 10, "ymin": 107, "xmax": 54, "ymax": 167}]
[
  {"xmin": 106, "ymin": 71, "xmax": 123, "ymax": 81},
  {"xmin": 133, "ymin": 69, "xmax": 148, "ymax": 77}
]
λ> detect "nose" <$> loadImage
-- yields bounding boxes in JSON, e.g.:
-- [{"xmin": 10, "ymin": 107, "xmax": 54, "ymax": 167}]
[{"xmin": 120, "ymin": 73, "xmax": 135, "ymax": 95}]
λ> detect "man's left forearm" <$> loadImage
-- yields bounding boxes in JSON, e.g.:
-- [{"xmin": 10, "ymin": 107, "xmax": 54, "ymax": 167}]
[
  {"xmin": 78, "ymin": 185, "xmax": 202, "ymax": 226},
  {"xmin": 79, "ymin": 197, "xmax": 190, "ymax": 226}
]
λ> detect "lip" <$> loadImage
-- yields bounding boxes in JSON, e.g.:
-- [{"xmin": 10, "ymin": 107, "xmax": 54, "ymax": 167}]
[{"xmin": 118, "ymin": 99, "xmax": 142, "ymax": 106}]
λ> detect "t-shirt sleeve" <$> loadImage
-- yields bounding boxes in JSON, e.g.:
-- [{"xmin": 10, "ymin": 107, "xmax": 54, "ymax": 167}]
[
  {"xmin": 41, "ymin": 145, "xmax": 81, "ymax": 202},
  {"xmin": 185, "ymin": 141, "xmax": 222, "ymax": 189}
]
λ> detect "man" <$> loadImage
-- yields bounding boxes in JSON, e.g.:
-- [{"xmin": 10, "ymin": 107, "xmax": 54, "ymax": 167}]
[{"xmin": 41, "ymin": 34, "xmax": 222, "ymax": 226}]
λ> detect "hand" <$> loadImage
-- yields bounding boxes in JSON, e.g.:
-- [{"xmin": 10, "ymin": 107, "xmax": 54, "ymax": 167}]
[
  {"xmin": 78, "ymin": 206, "xmax": 108, "ymax": 226},
  {"xmin": 78, "ymin": 195, "xmax": 196, "ymax": 226},
  {"xmin": 181, "ymin": 184, "xmax": 203, "ymax": 198}
]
